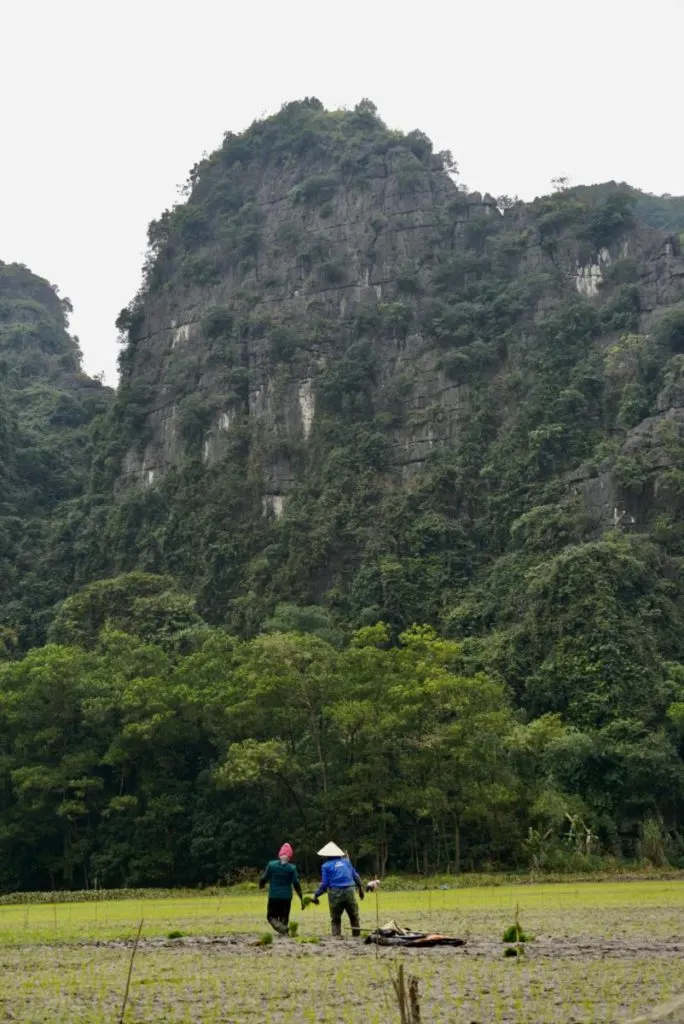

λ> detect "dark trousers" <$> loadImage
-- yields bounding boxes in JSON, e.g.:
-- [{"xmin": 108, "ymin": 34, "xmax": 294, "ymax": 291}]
[
  {"xmin": 267, "ymin": 897, "xmax": 291, "ymax": 933},
  {"xmin": 328, "ymin": 887, "xmax": 360, "ymax": 937}
]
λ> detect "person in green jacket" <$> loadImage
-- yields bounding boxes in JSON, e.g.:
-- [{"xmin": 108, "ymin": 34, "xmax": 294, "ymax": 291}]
[{"xmin": 259, "ymin": 842, "xmax": 303, "ymax": 934}]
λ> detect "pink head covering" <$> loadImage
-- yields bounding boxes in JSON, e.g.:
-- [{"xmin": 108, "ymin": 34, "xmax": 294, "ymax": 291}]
[{"xmin": 278, "ymin": 842, "xmax": 294, "ymax": 860}]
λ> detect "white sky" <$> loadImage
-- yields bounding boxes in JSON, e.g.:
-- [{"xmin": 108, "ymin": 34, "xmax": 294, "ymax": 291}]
[{"xmin": 2, "ymin": 0, "xmax": 682, "ymax": 384}]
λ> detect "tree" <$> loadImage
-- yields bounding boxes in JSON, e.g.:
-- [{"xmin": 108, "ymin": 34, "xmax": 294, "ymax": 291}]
[
  {"xmin": 551, "ymin": 175, "xmax": 570, "ymax": 192},
  {"xmin": 48, "ymin": 573, "xmax": 206, "ymax": 651},
  {"xmin": 0, "ymin": 644, "xmax": 108, "ymax": 888}
]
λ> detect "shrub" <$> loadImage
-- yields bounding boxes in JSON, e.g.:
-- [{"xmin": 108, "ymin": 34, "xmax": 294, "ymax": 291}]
[
  {"xmin": 617, "ymin": 382, "xmax": 650, "ymax": 429},
  {"xmin": 655, "ymin": 304, "xmax": 684, "ymax": 353},
  {"xmin": 320, "ymin": 261, "xmax": 346, "ymax": 286},
  {"xmin": 202, "ymin": 306, "xmax": 234, "ymax": 340},
  {"xmin": 613, "ymin": 454, "xmax": 649, "ymax": 494},
  {"xmin": 179, "ymin": 254, "xmax": 223, "ymax": 285},
  {"xmin": 537, "ymin": 196, "xmax": 586, "ymax": 248},
  {"xmin": 639, "ymin": 817, "xmax": 668, "ymax": 867},
  {"xmin": 173, "ymin": 206, "xmax": 211, "ymax": 247},
  {"xmin": 601, "ymin": 257, "xmax": 640, "ymax": 286},
  {"xmin": 275, "ymin": 221, "xmax": 304, "ymax": 253},
  {"xmin": 578, "ymin": 192, "xmax": 635, "ymax": 249},
  {"xmin": 396, "ymin": 167, "xmax": 423, "ymax": 194},
  {"xmin": 292, "ymin": 175, "xmax": 338, "ymax": 205},
  {"xmin": 404, "ymin": 129, "xmax": 433, "ymax": 162},
  {"xmin": 396, "ymin": 266, "xmax": 422, "ymax": 295},
  {"xmin": 179, "ymin": 395, "xmax": 214, "ymax": 446},
  {"xmin": 600, "ymin": 285, "xmax": 641, "ymax": 332},
  {"xmin": 378, "ymin": 301, "xmax": 411, "ymax": 339}
]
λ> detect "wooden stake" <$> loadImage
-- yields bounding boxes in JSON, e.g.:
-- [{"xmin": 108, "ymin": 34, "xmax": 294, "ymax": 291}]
[{"xmin": 118, "ymin": 918, "xmax": 144, "ymax": 1024}]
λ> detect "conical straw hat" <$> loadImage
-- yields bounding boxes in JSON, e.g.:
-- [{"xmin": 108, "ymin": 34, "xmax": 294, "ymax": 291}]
[{"xmin": 317, "ymin": 841, "xmax": 345, "ymax": 857}]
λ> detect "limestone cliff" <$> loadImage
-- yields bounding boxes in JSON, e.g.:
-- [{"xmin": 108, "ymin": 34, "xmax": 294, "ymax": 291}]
[
  {"xmin": 116, "ymin": 101, "xmax": 479, "ymax": 490},
  {"xmin": 93, "ymin": 99, "xmax": 684, "ymax": 633}
]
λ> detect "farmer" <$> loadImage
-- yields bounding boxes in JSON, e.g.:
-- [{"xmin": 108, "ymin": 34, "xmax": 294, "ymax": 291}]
[
  {"xmin": 259, "ymin": 842, "xmax": 303, "ymax": 934},
  {"xmin": 312, "ymin": 841, "xmax": 364, "ymax": 937}
]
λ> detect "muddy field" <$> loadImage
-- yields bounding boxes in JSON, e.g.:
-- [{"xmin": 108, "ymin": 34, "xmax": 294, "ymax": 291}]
[{"xmin": 1, "ymin": 881, "xmax": 682, "ymax": 1022}]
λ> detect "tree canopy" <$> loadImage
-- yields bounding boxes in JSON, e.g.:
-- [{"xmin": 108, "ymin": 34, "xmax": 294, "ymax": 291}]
[{"xmin": 2, "ymin": 580, "xmax": 682, "ymax": 890}]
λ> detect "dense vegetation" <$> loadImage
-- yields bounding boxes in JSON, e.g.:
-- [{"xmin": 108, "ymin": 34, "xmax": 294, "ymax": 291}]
[
  {"xmin": 568, "ymin": 181, "xmax": 684, "ymax": 238},
  {"xmin": 0, "ymin": 263, "xmax": 111, "ymax": 648},
  {"xmin": 1, "ymin": 102, "xmax": 683, "ymax": 886},
  {"xmin": 0, "ymin": 572, "xmax": 682, "ymax": 891}
]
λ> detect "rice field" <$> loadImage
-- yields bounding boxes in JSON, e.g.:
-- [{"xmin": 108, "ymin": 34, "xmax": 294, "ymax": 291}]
[{"xmin": 1, "ymin": 880, "xmax": 682, "ymax": 1022}]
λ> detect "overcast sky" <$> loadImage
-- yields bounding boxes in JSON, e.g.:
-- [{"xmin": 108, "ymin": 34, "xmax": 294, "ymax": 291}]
[{"xmin": 2, "ymin": 0, "xmax": 682, "ymax": 384}]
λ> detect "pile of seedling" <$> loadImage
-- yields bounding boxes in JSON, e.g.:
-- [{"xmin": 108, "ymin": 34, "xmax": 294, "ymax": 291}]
[{"xmin": 502, "ymin": 903, "xmax": 533, "ymax": 958}]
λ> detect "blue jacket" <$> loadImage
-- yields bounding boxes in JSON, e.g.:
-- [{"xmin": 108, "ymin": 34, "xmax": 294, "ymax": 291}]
[{"xmin": 314, "ymin": 857, "xmax": 361, "ymax": 897}]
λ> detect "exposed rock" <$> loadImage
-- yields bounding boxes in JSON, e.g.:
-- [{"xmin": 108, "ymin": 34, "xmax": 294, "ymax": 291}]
[
  {"xmin": 99, "ymin": 101, "xmax": 684, "ymax": 626},
  {"xmin": 575, "ymin": 248, "xmax": 611, "ymax": 297},
  {"xmin": 298, "ymin": 379, "xmax": 315, "ymax": 439}
]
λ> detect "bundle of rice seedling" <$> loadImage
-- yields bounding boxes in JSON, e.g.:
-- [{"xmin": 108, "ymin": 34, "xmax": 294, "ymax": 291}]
[{"xmin": 502, "ymin": 903, "xmax": 533, "ymax": 945}]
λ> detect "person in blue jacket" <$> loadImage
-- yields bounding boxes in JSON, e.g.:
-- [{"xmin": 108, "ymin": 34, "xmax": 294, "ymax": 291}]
[{"xmin": 312, "ymin": 841, "xmax": 364, "ymax": 937}]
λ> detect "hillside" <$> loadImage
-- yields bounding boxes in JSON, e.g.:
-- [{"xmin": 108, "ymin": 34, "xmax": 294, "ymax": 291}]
[
  {"xmin": 85, "ymin": 101, "xmax": 684, "ymax": 645},
  {"xmin": 0, "ymin": 100, "xmax": 683, "ymax": 886},
  {"xmin": 567, "ymin": 181, "xmax": 684, "ymax": 237},
  {"xmin": 0, "ymin": 262, "xmax": 112, "ymax": 646}
]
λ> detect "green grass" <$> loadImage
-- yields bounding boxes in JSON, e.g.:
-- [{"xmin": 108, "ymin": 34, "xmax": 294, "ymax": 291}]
[
  {"xmin": 2, "ymin": 866, "xmax": 679, "ymax": 903},
  {"xmin": 0, "ymin": 881, "xmax": 682, "ymax": 1022},
  {"xmin": 1, "ymin": 880, "xmax": 681, "ymax": 945}
]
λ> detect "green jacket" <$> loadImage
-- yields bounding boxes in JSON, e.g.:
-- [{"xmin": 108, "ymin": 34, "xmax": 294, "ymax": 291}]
[{"xmin": 259, "ymin": 860, "xmax": 302, "ymax": 900}]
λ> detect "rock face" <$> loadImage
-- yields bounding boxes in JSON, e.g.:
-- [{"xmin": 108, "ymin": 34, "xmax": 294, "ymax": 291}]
[
  {"xmin": 570, "ymin": 395, "xmax": 684, "ymax": 532},
  {"xmin": 117, "ymin": 112, "xmax": 469, "ymax": 490},
  {"xmin": 97, "ymin": 99, "xmax": 684, "ymax": 630}
]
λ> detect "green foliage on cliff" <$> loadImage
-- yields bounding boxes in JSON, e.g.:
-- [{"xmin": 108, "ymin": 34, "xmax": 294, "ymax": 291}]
[
  {"xmin": 2, "ymin": 103, "xmax": 684, "ymax": 881},
  {"xmin": 569, "ymin": 182, "xmax": 684, "ymax": 236},
  {"xmin": 0, "ymin": 263, "xmax": 111, "ymax": 647}
]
